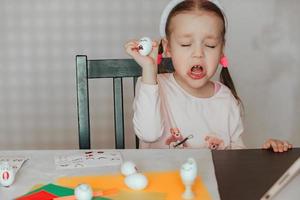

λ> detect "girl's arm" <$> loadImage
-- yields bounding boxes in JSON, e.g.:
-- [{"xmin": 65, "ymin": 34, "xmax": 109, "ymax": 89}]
[
  {"xmin": 132, "ymin": 78, "xmax": 164, "ymax": 142},
  {"xmin": 125, "ymin": 39, "xmax": 164, "ymax": 142}
]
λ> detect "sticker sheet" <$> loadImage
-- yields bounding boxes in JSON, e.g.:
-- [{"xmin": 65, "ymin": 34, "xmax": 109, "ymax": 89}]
[{"xmin": 54, "ymin": 150, "xmax": 122, "ymax": 169}]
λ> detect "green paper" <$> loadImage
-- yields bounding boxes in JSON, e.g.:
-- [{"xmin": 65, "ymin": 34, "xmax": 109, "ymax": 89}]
[
  {"xmin": 93, "ymin": 197, "xmax": 111, "ymax": 200},
  {"xmin": 27, "ymin": 183, "xmax": 74, "ymax": 196}
]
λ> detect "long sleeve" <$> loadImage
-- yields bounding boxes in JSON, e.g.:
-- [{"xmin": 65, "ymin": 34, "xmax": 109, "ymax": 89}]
[{"xmin": 133, "ymin": 78, "xmax": 164, "ymax": 142}]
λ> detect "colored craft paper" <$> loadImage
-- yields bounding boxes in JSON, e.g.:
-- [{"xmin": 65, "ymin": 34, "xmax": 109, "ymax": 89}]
[
  {"xmin": 18, "ymin": 183, "xmax": 111, "ymax": 200},
  {"xmin": 56, "ymin": 170, "xmax": 212, "ymax": 200},
  {"xmin": 26, "ymin": 183, "xmax": 74, "ymax": 196},
  {"xmin": 15, "ymin": 190, "xmax": 57, "ymax": 200}
]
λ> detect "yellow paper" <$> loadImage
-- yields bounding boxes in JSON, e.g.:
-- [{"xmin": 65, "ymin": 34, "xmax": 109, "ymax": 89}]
[
  {"xmin": 56, "ymin": 170, "xmax": 212, "ymax": 200},
  {"xmin": 112, "ymin": 190, "xmax": 166, "ymax": 200}
]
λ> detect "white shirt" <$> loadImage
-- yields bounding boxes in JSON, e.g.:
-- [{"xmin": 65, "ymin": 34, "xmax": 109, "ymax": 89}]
[{"xmin": 133, "ymin": 73, "xmax": 245, "ymax": 149}]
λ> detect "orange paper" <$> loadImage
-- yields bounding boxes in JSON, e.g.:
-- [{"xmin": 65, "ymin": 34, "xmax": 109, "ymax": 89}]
[{"xmin": 56, "ymin": 170, "xmax": 212, "ymax": 200}]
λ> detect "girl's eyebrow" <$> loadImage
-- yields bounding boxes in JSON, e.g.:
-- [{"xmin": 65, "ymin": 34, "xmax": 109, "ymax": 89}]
[
  {"xmin": 205, "ymin": 35, "xmax": 222, "ymax": 41},
  {"xmin": 176, "ymin": 33, "xmax": 193, "ymax": 38},
  {"xmin": 176, "ymin": 33, "xmax": 220, "ymax": 40}
]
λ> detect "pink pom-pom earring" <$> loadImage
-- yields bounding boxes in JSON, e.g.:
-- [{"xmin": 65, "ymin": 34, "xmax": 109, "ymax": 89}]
[{"xmin": 220, "ymin": 55, "xmax": 228, "ymax": 68}]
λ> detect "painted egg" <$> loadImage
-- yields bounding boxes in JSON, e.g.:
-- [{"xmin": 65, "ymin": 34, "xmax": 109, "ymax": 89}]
[
  {"xmin": 124, "ymin": 173, "xmax": 148, "ymax": 190},
  {"xmin": 74, "ymin": 184, "xmax": 93, "ymax": 200},
  {"xmin": 0, "ymin": 162, "xmax": 15, "ymax": 187},
  {"xmin": 138, "ymin": 37, "xmax": 152, "ymax": 56},
  {"xmin": 121, "ymin": 161, "xmax": 137, "ymax": 176}
]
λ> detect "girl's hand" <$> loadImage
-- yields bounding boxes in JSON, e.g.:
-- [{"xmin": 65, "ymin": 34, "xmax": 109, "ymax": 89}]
[
  {"xmin": 124, "ymin": 39, "xmax": 159, "ymax": 84},
  {"xmin": 124, "ymin": 39, "xmax": 159, "ymax": 70},
  {"xmin": 262, "ymin": 139, "xmax": 292, "ymax": 153}
]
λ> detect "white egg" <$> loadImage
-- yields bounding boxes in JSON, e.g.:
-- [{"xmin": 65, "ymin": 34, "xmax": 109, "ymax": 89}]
[
  {"xmin": 138, "ymin": 37, "xmax": 152, "ymax": 56},
  {"xmin": 121, "ymin": 161, "xmax": 137, "ymax": 176},
  {"xmin": 124, "ymin": 173, "xmax": 148, "ymax": 190},
  {"xmin": 0, "ymin": 162, "xmax": 15, "ymax": 187},
  {"xmin": 74, "ymin": 184, "xmax": 93, "ymax": 200}
]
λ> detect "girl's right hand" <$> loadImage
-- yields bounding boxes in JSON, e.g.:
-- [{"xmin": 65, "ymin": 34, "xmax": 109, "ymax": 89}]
[
  {"xmin": 124, "ymin": 39, "xmax": 159, "ymax": 84},
  {"xmin": 262, "ymin": 138, "xmax": 292, "ymax": 153}
]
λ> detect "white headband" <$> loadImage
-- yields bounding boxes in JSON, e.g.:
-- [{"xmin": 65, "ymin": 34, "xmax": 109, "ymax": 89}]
[{"xmin": 159, "ymin": 0, "xmax": 225, "ymax": 37}]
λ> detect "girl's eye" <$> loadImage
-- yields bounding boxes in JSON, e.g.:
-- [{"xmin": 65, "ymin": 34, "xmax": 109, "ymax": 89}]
[
  {"xmin": 205, "ymin": 44, "xmax": 217, "ymax": 48},
  {"xmin": 205, "ymin": 45, "xmax": 216, "ymax": 48},
  {"xmin": 181, "ymin": 44, "xmax": 191, "ymax": 47}
]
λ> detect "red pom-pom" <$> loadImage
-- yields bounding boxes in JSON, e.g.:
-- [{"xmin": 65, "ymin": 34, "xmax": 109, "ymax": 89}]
[{"xmin": 220, "ymin": 56, "xmax": 228, "ymax": 68}]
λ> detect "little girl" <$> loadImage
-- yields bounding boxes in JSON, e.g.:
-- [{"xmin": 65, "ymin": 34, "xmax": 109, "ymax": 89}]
[{"xmin": 125, "ymin": 0, "xmax": 292, "ymax": 152}]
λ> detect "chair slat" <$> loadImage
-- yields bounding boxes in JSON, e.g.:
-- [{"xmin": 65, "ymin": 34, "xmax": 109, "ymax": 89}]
[
  {"xmin": 76, "ymin": 55, "xmax": 91, "ymax": 149},
  {"xmin": 113, "ymin": 77, "xmax": 125, "ymax": 149},
  {"xmin": 88, "ymin": 58, "xmax": 174, "ymax": 78}
]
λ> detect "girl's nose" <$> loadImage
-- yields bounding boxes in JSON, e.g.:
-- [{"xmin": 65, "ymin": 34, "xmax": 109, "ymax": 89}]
[{"xmin": 192, "ymin": 45, "xmax": 204, "ymax": 58}]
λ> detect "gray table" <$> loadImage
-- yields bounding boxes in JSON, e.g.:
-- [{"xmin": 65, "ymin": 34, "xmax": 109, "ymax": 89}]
[{"xmin": 0, "ymin": 149, "xmax": 220, "ymax": 200}]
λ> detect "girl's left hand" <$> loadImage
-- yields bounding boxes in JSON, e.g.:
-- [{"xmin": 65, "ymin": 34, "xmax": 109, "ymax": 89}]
[{"xmin": 262, "ymin": 139, "xmax": 292, "ymax": 152}]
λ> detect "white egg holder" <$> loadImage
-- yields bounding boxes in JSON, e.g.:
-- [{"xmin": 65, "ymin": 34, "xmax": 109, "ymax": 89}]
[{"xmin": 180, "ymin": 158, "xmax": 198, "ymax": 200}]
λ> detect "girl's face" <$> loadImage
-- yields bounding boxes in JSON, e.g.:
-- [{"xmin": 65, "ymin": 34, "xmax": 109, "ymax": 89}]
[{"xmin": 165, "ymin": 11, "xmax": 224, "ymax": 97}]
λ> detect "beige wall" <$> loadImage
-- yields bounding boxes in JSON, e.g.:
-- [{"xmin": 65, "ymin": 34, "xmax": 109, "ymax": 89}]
[{"xmin": 0, "ymin": 0, "xmax": 299, "ymax": 149}]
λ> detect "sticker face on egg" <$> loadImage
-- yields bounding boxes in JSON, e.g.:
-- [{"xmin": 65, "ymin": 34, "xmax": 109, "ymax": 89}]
[
  {"xmin": 138, "ymin": 37, "xmax": 152, "ymax": 56},
  {"xmin": 121, "ymin": 161, "xmax": 137, "ymax": 176},
  {"xmin": 0, "ymin": 162, "xmax": 15, "ymax": 187}
]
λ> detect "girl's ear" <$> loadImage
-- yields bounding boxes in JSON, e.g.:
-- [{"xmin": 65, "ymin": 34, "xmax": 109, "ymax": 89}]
[{"xmin": 162, "ymin": 38, "xmax": 171, "ymax": 57}]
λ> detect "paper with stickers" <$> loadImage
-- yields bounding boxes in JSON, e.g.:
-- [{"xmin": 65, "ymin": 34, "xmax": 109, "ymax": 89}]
[{"xmin": 54, "ymin": 150, "xmax": 122, "ymax": 169}]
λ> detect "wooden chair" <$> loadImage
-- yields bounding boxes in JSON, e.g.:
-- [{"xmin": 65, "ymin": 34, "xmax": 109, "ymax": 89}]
[{"xmin": 76, "ymin": 55, "xmax": 174, "ymax": 149}]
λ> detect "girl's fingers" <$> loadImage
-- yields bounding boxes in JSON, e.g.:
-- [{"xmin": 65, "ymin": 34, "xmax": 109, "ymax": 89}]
[
  {"xmin": 269, "ymin": 140, "xmax": 279, "ymax": 152},
  {"xmin": 276, "ymin": 141, "xmax": 284, "ymax": 152},
  {"xmin": 152, "ymin": 41, "xmax": 158, "ymax": 47},
  {"xmin": 263, "ymin": 139, "xmax": 293, "ymax": 152},
  {"xmin": 282, "ymin": 141, "xmax": 290, "ymax": 151},
  {"xmin": 262, "ymin": 141, "xmax": 271, "ymax": 149},
  {"xmin": 125, "ymin": 43, "xmax": 141, "ymax": 58}
]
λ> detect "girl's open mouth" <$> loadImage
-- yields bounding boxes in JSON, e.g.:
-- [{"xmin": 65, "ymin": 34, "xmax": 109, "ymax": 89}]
[{"xmin": 188, "ymin": 65, "xmax": 206, "ymax": 79}]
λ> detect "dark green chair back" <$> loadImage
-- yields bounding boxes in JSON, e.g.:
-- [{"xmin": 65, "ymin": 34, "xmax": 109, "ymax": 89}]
[{"xmin": 76, "ymin": 55, "xmax": 174, "ymax": 149}]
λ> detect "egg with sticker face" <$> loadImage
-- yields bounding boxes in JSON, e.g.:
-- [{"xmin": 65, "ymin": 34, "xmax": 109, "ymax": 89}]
[
  {"xmin": 124, "ymin": 173, "xmax": 148, "ymax": 190},
  {"xmin": 74, "ymin": 184, "xmax": 93, "ymax": 200},
  {"xmin": 0, "ymin": 162, "xmax": 15, "ymax": 187},
  {"xmin": 138, "ymin": 37, "xmax": 152, "ymax": 56},
  {"xmin": 121, "ymin": 161, "xmax": 137, "ymax": 176}
]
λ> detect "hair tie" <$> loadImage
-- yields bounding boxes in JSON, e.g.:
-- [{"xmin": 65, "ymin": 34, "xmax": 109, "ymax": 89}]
[
  {"xmin": 220, "ymin": 55, "xmax": 228, "ymax": 68},
  {"xmin": 159, "ymin": 0, "xmax": 226, "ymax": 38},
  {"xmin": 157, "ymin": 40, "xmax": 164, "ymax": 65}
]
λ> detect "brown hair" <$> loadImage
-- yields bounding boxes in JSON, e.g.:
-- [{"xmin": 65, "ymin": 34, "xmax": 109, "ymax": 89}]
[{"xmin": 161, "ymin": 0, "xmax": 242, "ymax": 105}]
